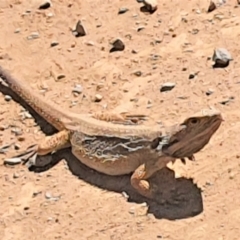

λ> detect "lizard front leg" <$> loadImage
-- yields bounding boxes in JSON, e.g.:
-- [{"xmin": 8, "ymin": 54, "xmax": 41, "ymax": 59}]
[{"xmin": 131, "ymin": 156, "xmax": 174, "ymax": 199}]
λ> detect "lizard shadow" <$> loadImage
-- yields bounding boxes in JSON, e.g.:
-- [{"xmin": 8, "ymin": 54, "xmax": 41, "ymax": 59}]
[
  {"xmin": 0, "ymin": 83, "xmax": 203, "ymax": 220},
  {"xmin": 30, "ymin": 149, "xmax": 203, "ymax": 220}
]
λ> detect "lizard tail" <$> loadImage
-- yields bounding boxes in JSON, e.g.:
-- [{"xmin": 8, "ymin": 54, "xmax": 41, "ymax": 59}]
[{"xmin": 0, "ymin": 65, "xmax": 69, "ymax": 130}]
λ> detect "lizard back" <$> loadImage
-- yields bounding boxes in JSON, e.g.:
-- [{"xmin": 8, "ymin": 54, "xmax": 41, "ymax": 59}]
[{"xmin": 0, "ymin": 66, "xmax": 164, "ymax": 139}]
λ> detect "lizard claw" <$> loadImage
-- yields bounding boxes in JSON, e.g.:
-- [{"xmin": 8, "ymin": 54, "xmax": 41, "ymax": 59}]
[
  {"xmin": 188, "ymin": 155, "xmax": 196, "ymax": 161},
  {"xmin": 180, "ymin": 155, "xmax": 195, "ymax": 164},
  {"xmin": 180, "ymin": 158, "xmax": 186, "ymax": 164},
  {"xmin": 16, "ymin": 144, "xmax": 38, "ymax": 166},
  {"xmin": 6, "ymin": 144, "xmax": 54, "ymax": 168},
  {"xmin": 4, "ymin": 144, "xmax": 38, "ymax": 167}
]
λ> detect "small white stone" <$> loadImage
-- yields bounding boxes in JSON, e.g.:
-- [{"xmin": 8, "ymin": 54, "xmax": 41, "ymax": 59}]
[
  {"xmin": 160, "ymin": 82, "xmax": 176, "ymax": 92},
  {"xmin": 94, "ymin": 94, "xmax": 103, "ymax": 102},
  {"xmin": 27, "ymin": 32, "xmax": 40, "ymax": 40},
  {"xmin": 4, "ymin": 157, "xmax": 22, "ymax": 165},
  {"xmin": 4, "ymin": 95, "xmax": 12, "ymax": 101},
  {"xmin": 72, "ymin": 84, "xmax": 83, "ymax": 94}
]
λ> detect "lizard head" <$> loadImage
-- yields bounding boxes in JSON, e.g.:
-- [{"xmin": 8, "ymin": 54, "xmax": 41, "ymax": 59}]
[{"xmin": 161, "ymin": 108, "xmax": 223, "ymax": 159}]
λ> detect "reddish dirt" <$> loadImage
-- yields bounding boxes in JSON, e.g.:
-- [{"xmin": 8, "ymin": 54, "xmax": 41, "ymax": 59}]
[{"xmin": 0, "ymin": 0, "xmax": 240, "ymax": 239}]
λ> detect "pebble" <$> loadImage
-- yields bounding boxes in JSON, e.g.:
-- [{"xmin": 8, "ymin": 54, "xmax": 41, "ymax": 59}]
[
  {"xmin": 17, "ymin": 136, "xmax": 26, "ymax": 142},
  {"xmin": 137, "ymin": 26, "xmax": 145, "ymax": 32},
  {"xmin": 118, "ymin": 8, "xmax": 129, "ymax": 14},
  {"xmin": 73, "ymin": 20, "xmax": 86, "ymax": 37},
  {"xmin": 216, "ymin": 0, "xmax": 226, "ymax": 6},
  {"xmin": 212, "ymin": 48, "xmax": 232, "ymax": 68},
  {"xmin": 11, "ymin": 127, "xmax": 23, "ymax": 136},
  {"xmin": 133, "ymin": 71, "xmax": 142, "ymax": 77},
  {"xmin": 94, "ymin": 94, "xmax": 103, "ymax": 102},
  {"xmin": 57, "ymin": 74, "xmax": 66, "ymax": 80},
  {"xmin": 143, "ymin": 0, "xmax": 158, "ymax": 13},
  {"xmin": 0, "ymin": 143, "xmax": 12, "ymax": 154},
  {"xmin": 208, "ymin": 1, "xmax": 217, "ymax": 12},
  {"xmin": 121, "ymin": 191, "xmax": 129, "ymax": 199},
  {"xmin": 32, "ymin": 191, "xmax": 42, "ymax": 197},
  {"xmin": 14, "ymin": 143, "xmax": 21, "ymax": 150},
  {"xmin": 110, "ymin": 39, "xmax": 125, "ymax": 52},
  {"xmin": 14, "ymin": 28, "xmax": 21, "ymax": 34},
  {"xmin": 85, "ymin": 41, "xmax": 95, "ymax": 46},
  {"xmin": 206, "ymin": 89, "xmax": 214, "ymax": 96},
  {"xmin": 129, "ymin": 207, "xmax": 135, "ymax": 214},
  {"xmin": 13, "ymin": 172, "xmax": 19, "ymax": 178},
  {"xmin": 4, "ymin": 157, "xmax": 22, "ymax": 165},
  {"xmin": 188, "ymin": 73, "xmax": 195, "ymax": 79},
  {"xmin": 27, "ymin": 32, "xmax": 40, "ymax": 40},
  {"xmin": 23, "ymin": 111, "xmax": 32, "ymax": 119},
  {"xmin": 0, "ymin": 125, "xmax": 7, "ymax": 131},
  {"xmin": 160, "ymin": 82, "xmax": 176, "ymax": 92},
  {"xmin": 45, "ymin": 192, "xmax": 60, "ymax": 201},
  {"xmin": 4, "ymin": 95, "xmax": 12, "ymax": 101},
  {"xmin": 208, "ymin": 0, "xmax": 225, "ymax": 11},
  {"xmin": 50, "ymin": 41, "xmax": 59, "ymax": 47},
  {"xmin": 39, "ymin": 0, "xmax": 52, "ymax": 10},
  {"xmin": 46, "ymin": 12, "xmax": 54, "ymax": 18},
  {"xmin": 128, "ymin": 203, "xmax": 148, "ymax": 216},
  {"xmin": 72, "ymin": 84, "xmax": 83, "ymax": 94},
  {"xmin": 219, "ymin": 96, "xmax": 234, "ymax": 105},
  {"xmin": 45, "ymin": 192, "xmax": 52, "ymax": 199},
  {"xmin": 47, "ymin": 217, "xmax": 54, "ymax": 222}
]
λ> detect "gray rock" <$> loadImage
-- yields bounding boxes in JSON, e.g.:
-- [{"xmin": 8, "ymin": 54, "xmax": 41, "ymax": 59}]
[
  {"xmin": 208, "ymin": 1, "xmax": 216, "ymax": 12},
  {"xmin": 39, "ymin": 0, "xmax": 52, "ymax": 9},
  {"xmin": 212, "ymin": 48, "xmax": 232, "ymax": 68},
  {"xmin": 110, "ymin": 39, "xmax": 125, "ymax": 52},
  {"xmin": 73, "ymin": 20, "xmax": 86, "ymax": 37},
  {"xmin": 142, "ymin": 0, "xmax": 158, "ymax": 13}
]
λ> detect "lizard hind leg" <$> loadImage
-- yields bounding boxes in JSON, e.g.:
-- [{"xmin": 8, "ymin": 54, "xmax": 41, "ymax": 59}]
[
  {"xmin": 36, "ymin": 129, "xmax": 70, "ymax": 155},
  {"xmin": 8, "ymin": 130, "xmax": 70, "ymax": 167}
]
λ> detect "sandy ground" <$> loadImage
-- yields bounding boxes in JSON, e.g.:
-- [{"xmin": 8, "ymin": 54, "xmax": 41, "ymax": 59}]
[{"xmin": 0, "ymin": 0, "xmax": 240, "ymax": 239}]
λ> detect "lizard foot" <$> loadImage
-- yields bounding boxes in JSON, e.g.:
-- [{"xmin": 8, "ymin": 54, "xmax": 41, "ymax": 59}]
[
  {"xmin": 131, "ymin": 164, "xmax": 160, "ymax": 200},
  {"xmin": 180, "ymin": 155, "xmax": 195, "ymax": 164},
  {"xmin": 4, "ymin": 131, "xmax": 70, "ymax": 168},
  {"xmin": 4, "ymin": 144, "xmax": 55, "ymax": 168}
]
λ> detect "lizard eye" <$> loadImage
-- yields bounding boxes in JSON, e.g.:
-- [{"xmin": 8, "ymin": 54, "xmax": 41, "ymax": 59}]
[{"xmin": 189, "ymin": 118, "xmax": 199, "ymax": 124}]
